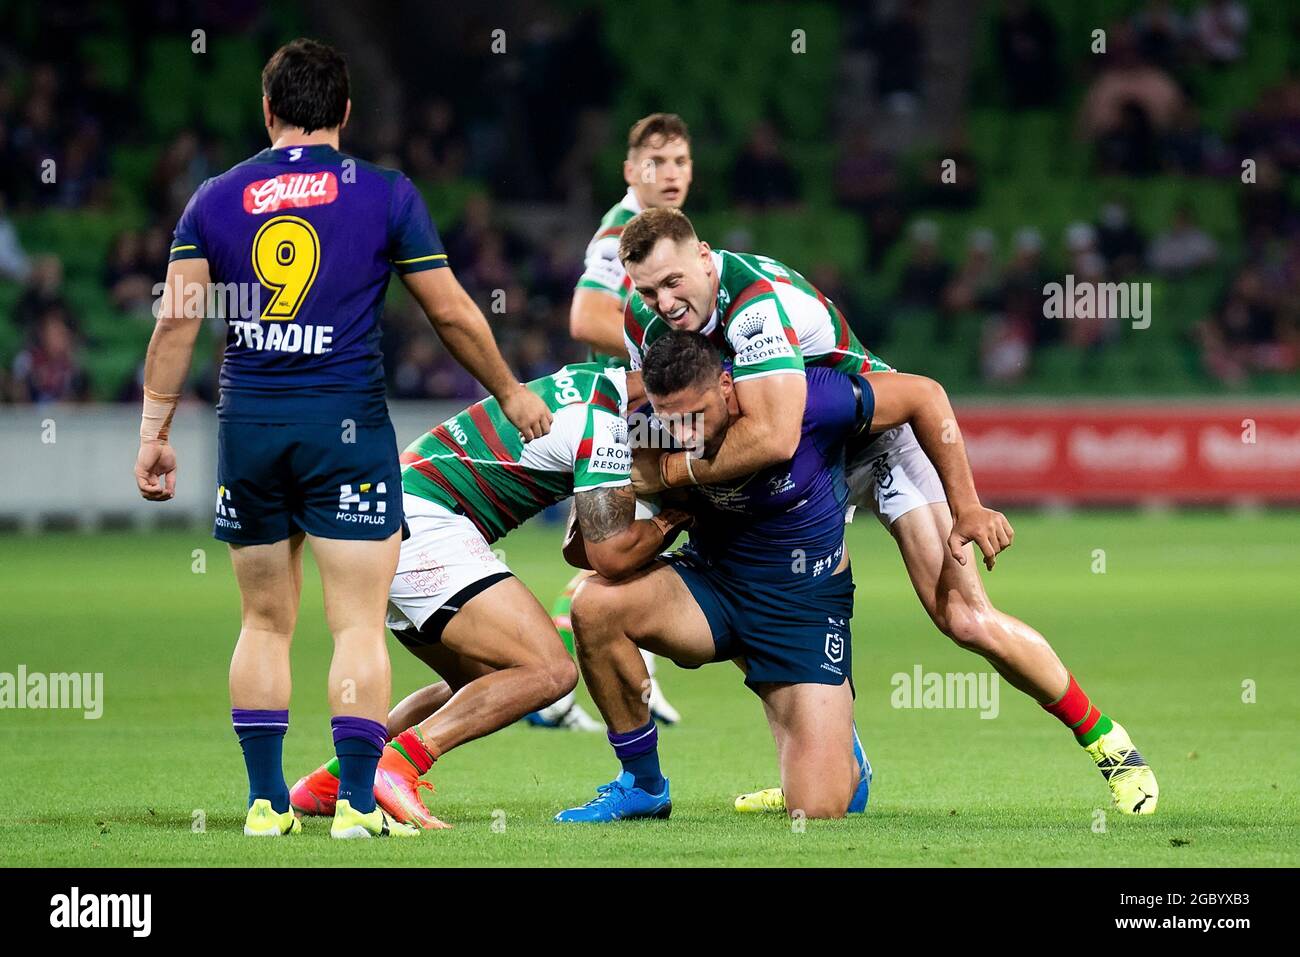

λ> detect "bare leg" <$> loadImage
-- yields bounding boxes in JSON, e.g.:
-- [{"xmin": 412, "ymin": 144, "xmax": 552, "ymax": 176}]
[
  {"xmin": 403, "ymin": 576, "xmax": 577, "ymax": 755},
  {"xmin": 569, "ymin": 563, "xmax": 715, "ymax": 733},
  {"xmin": 890, "ymin": 504, "xmax": 1068, "ymax": 703},
  {"xmin": 228, "ymin": 533, "xmax": 305, "ymax": 709},
  {"xmin": 310, "ymin": 531, "xmax": 402, "ymax": 722},
  {"xmin": 385, "ymin": 649, "xmax": 492, "ymax": 736},
  {"xmin": 756, "ymin": 680, "xmax": 858, "ymax": 819}
]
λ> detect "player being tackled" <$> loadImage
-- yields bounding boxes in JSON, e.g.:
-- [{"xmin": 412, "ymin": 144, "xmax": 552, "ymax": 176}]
[
  {"xmin": 537, "ymin": 113, "xmax": 698, "ymax": 729},
  {"xmin": 555, "ymin": 331, "xmax": 1011, "ymax": 822},
  {"xmin": 291, "ymin": 362, "xmax": 691, "ymax": 828},
  {"xmin": 618, "ymin": 207, "xmax": 1158, "ymax": 817}
]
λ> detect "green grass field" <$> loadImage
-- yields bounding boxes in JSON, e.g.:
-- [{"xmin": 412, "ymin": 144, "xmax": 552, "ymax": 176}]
[{"xmin": 1, "ymin": 511, "xmax": 1297, "ymax": 867}]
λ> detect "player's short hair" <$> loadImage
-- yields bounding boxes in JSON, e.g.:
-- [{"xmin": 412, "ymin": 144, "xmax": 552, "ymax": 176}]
[
  {"xmin": 628, "ymin": 113, "xmax": 691, "ymax": 153},
  {"xmin": 261, "ymin": 39, "xmax": 350, "ymax": 134},
  {"xmin": 643, "ymin": 331, "xmax": 723, "ymax": 397},
  {"xmin": 619, "ymin": 207, "xmax": 697, "ymax": 265}
]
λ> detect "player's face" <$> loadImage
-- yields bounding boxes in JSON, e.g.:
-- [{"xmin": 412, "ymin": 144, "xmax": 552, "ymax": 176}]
[
  {"xmin": 628, "ymin": 237, "xmax": 717, "ymax": 331},
  {"xmin": 647, "ymin": 371, "xmax": 737, "ymax": 459},
  {"xmin": 625, "ymin": 136, "xmax": 693, "ymax": 209}
]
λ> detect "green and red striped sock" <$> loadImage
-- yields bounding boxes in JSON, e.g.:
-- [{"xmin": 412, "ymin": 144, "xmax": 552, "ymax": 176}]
[
  {"xmin": 1043, "ymin": 674, "xmax": 1114, "ymax": 746},
  {"xmin": 324, "ymin": 728, "xmax": 434, "ymax": 776},
  {"xmin": 388, "ymin": 727, "xmax": 437, "ymax": 773}
]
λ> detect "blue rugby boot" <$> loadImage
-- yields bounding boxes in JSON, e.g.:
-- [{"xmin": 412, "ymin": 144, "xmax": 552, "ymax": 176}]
[
  {"xmin": 848, "ymin": 722, "xmax": 872, "ymax": 814},
  {"xmin": 554, "ymin": 772, "xmax": 672, "ymax": 823}
]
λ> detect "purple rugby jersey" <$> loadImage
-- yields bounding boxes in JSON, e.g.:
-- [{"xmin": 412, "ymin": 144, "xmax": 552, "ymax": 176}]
[
  {"xmin": 169, "ymin": 143, "xmax": 446, "ymax": 423},
  {"xmin": 679, "ymin": 367, "xmax": 874, "ymax": 588}
]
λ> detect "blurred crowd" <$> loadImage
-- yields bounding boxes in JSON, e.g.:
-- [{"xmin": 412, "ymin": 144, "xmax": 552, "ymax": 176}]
[{"xmin": 0, "ymin": 0, "xmax": 1296, "ymax": 405}]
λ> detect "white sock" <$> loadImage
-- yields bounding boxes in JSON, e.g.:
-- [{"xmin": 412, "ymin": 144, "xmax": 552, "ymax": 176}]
[{"xmin": 537, "ymin": 689, "xmax": 577, "ymax": 723}]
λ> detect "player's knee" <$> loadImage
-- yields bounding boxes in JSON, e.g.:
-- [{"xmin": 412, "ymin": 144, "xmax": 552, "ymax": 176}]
[
  {"xmin": 937, "ymin": 597, "xmax": 996, "ymax": 654},
  {"xmin": 569, "ymin": 580, "xmax": 618, "ymax": 645},
  {"xmin": 541, "ymin": 652, "xmax": 579, "ymax": 702},
  {"xmin": 786, "ymin": 796, "xmax": 848, "ymax": 821},
  {"xmin": 238, "ymin": 617, "xmax": 295, "ymax": 646}
]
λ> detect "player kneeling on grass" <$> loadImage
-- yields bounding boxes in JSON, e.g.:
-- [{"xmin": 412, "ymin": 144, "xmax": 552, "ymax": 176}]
[
  {"xmin": 290, "ymin": 362, "xmax": 692, "ymax": 828},
  {"xmin": 618, "ymin": 208, "xmax": 1158, "ymax": 817},
  {"xmin": 554, "ymin": 331, "xmax": 1012, "ymax": 822}
]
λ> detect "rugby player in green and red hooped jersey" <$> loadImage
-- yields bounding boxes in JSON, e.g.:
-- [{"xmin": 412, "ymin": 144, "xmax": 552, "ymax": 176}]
[
  {"xmin": 570, "ymin": 113, "xmax": 693, "ymax": 368},
  {"xmin": 543, "ymin": 113, "xmax": 695, "ymax": 729},
  {"xmin": 618, "ymin": 207, "xmax": 1159, "ymax": 818},
  {"xmin": 288, "ymin": 363, "xmax": 693, "ymax": 828}
]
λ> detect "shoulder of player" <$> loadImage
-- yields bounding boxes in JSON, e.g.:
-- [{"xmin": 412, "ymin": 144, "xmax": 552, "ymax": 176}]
[
  {"xmin": 198, "ymin": 149, "xmax": 407, "ymax": 199},
  {"xmin": 720, "ymin": 278, "xmax": 782, "ymax": 330},
  {"xmin": 589, "ymin": 203, "xmax": 636, "ymax": 246},
  {"xmin": 219, "ymin": 148, "xmax": 277, "ymax": 179},
  {"xmin": 186, "ymin": 150, "xmax": 272, "ymax": 202},
  {"xmin": 564, "ymin": 364, "xmax": 626, "ymax": 415},
  {"xmin": 522, "ymin": 393, "xmax": 613, "ymax": 462},
  {"xmin": 623, "ymin": 294, "xmax": 663, "ymax": 345},
  {"xmin": 722, "ymin": 254, "xmax": 824, "ymax": 324}
]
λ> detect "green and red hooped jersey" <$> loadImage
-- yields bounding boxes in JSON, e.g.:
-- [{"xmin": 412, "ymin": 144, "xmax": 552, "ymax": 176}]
[
  {"xmin": 574, "ymin": 189, "xmax": 643, "ymax": 370},
  {"xmin": 624, "ymin": 249, "xmax": 892, "ymax": 381},
  {"xmin": 400, "ymin": 363, "xmax": 631, "ymax": 543}
]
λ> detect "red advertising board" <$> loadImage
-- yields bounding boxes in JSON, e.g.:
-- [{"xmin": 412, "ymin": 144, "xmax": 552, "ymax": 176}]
[{"xmin": 955, "ymin": 403, "xmax": 1300, "ymax": 504}]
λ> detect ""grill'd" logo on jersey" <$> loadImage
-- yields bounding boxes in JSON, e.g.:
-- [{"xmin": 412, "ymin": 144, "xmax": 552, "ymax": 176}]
[{"xmin": 243, "ymin": 171, "xmax": 339, "ymax": 215}]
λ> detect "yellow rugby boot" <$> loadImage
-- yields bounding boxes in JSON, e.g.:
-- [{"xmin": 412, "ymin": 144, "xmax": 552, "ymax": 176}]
[
  {"xmin": 243, "ymin": 798, "xmax": 301, "ymax": 836},
  {"xmin": 734, "ymin": 787, "xmax": 786, "ymax": 814},
  {"xmin": 1085, "ymin": 721, "xmax": 1159, "ymax": 815},
  {"xmin": 330, "ymin": 799, "xmax": 421, "ymax": 839}
]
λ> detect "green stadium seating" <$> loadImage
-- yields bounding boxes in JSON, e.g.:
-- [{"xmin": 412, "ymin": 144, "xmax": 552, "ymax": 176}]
[
  {"xmin": 142, "ymin": 37, "xmax": 199, "ymax": 137},
  {"xmin": 5, "ymin": 0, "xmax": 1291, "ymax": 399},
  {"xmin": 205, "ymin": 38, "xmax": 263, "ymax": 142},
  {"xmin": 80, "ymin": 35, "xmax": 132, "ymax": 94}
]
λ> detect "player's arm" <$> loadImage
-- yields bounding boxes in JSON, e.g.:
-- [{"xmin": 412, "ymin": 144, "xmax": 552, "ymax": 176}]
[
  {"xmin": 573, "ymin": 485, "xmax": 692, "ymax": 580},
  {"xmin": 570, "ymin": 287, "xmax": 629, "ymax": 358},
  {"xmin": 676, "ymin": 373, "xmax": 805, "ymax": 485},
  {"xmin": 134, "ymin": 257, "xmax": 207, "ymax": 501},
  {"xmin": 401, "ymin": 266, "xmax": 551, "ymax": 440},
  {"xmin": 571, "ymin": 232, "xmax": 631, "ymax": 357},
  {"xmin": 866, "ymin": 371, "xmax": 1014, "ymax": 570},
  {"xmin": 561, "ymin": 499, "xmax": 592, "ymax": 570},
  {"xmin": 641, "ymin": 292, "xmax": 807, "ymax": 490}
]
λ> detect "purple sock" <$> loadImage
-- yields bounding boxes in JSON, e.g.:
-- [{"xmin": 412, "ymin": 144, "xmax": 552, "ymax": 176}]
[
  {"xmin": 232, "ymin": 709, "xmax": 289, "ymax": 813},
  {"xmin": 608, "ymin": 719, "xmax": 664, "ymax": 792},
  {"xmin": 332, "ymin": 716, "xmax": 387, "ymax": 815}
]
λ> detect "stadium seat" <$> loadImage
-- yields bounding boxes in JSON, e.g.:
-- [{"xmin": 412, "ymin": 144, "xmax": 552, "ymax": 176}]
[
  {"xmin": 80, "ymin": 35, "xmax": 132, "ymax": 94},
  {"xmin": 142, "ymin": 38, "xmax": 199, "ymax": 137},
  {"xmin": 204, "ymin": 38, "xmax": 263, "ymax": 141}
]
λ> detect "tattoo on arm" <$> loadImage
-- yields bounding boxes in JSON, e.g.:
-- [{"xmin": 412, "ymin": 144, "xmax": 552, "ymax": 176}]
[{"xmin": 575, "ymin": 485, "xmax": 635, "ymax": 544}]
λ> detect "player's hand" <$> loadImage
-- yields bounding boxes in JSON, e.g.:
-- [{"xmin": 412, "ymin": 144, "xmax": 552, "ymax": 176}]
[
  {"xmin": 948, "ymin": 505, "xmax": 1014, "ymax": 570},
  {"xmin": 631, "ymin": 448, "xmax": 667, "ymax": 495},
  {"xmin": 651, "ymin": 507, "xmax": 693, "ymax": 551},
  {"xmin": 135, "ymin": 441, "xmax": 178, "ymax": 501},
  {"xmin": 500, "ymin": 384, "xmax": 552, "ymax": 441}
]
